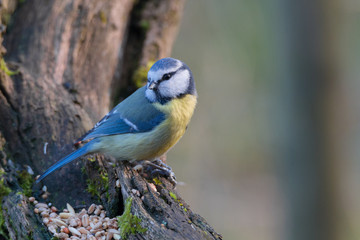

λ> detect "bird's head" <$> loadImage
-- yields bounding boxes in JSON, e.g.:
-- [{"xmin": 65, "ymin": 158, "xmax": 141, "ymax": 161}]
[{"xmin": 145, "ymin": 58, "xmax": 197, "ymax": 104}]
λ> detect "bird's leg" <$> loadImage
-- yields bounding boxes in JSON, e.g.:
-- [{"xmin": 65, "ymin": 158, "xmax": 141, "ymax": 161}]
[
  {"xmin": 132, "ymin": 159, "xmax": 177, "ymax": 185},
  {"xmin": 152, "ymin": 158, "xmax": 173, "ymax": 172},
  {"xmin": 147, "ymin": 159, "xmax": 177, "ymax": 185}
]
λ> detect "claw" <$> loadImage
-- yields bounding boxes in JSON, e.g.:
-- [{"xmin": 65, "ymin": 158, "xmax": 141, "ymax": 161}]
[
  {"xmin": 132, "ymin": 159, "xmax": 177, "ymax": 185},
  {"xmin": 150, "ymin": 168, "xmax": 170, "ymax": 178}
]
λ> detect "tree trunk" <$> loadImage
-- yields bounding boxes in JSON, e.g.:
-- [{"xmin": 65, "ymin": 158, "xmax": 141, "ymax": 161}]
[
  {"xmin": 0, "ymin": 0, "xmax": 222, "ymax": 239},
  {"xmin": 273, "ymin": 0, "xmax": 342, "ymax": 239}
]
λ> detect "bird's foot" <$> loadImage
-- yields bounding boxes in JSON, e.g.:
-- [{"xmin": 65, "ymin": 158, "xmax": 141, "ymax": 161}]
[{"xmin": 133, "ymin": 160, "xmax": 177, "ymax": 185}]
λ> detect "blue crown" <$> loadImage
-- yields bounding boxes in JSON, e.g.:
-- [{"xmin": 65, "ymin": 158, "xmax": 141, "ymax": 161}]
[{"xmin": 149, "ymin": 58, "xmax": 180, "ymax": 71}]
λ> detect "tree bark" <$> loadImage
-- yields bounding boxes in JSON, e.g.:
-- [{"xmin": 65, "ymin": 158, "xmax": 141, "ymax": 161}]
[{"xmin": 0, "ymin": 0, "xmax": 222, "ymax": 239}]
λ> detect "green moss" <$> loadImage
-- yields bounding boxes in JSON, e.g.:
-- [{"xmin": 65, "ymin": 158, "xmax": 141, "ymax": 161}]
[
  {"xmin": 0, "ymin": 182, "xmax": 10, "ymax": 199},
  {"xmin": 152, "ymin": 177, "xmax": 162, "ymax": 185},
  {"xmin": 100, "ymin": 172, "xmax": 109, "ymax": 193},
  {"xmin": 0, "ymin": 58, "xmax": 19, "ymax": 76},
  {"xmin": 86, "ymin": 179, "xmax": 101, "ymax": 199},
  {"xmin": 100, "ymin": 172, "xmax": 110, "ymax": 200},
  {"xmin": 27, "ymin": 231, "xmax": 33, "ymax": 240},
  {"xmin": 117, "ymin": 197, "xmax": 147, "ymax": 239},
  {"xmin": 99, "ymin": 10, "xmax": 107, "ymax": 24},
  {"xmin": 0, "ymin": 212, "xmax": 8, "ymax": 240},
  {"xmin": 17, "ymin": 170, "xmax": 34, "ymax": 197},
  {"xmin": 1, "ymin": 13, "xmax": 11, "ymax": 26},
  {"xmin": 169, "ymin": 191, "xmax": 177, "ymax": 201},
  {"xmin": 86, "ymin": 171, "xmax": 109, "ymax": 201},
  {"xmin": 179, "ymin": 203, "xmax": 187, "ymax": 212},
  {"xmin": 0, "ymin": 169, "xmax": 11, "ymax": 239},
  {"xmin": 87, "ymin": 157, "xmax": 96, "ymax": 162},
  {"xmin": 132, "ymin": 61, "xmax": 155, "ymax": 88},
  {"xmin": 139, "ymin": 19, "xmax": 150, "ymax": 31},
  {"xmin": 0, "ymin": 170, "xmax": 11, "ymax": 199}
]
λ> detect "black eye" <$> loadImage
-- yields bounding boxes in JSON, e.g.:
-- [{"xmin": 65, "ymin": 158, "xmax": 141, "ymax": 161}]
[{"xmin": 162, "ymin": 73, "xmax": 171, "ymax": 80}]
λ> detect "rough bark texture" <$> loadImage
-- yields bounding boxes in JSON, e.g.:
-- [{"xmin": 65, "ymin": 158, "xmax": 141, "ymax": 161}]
[
  {"xmin": 115, "ymin": 165, "xmax": 222, "ymax": 240},
  {"xmin": 0, "ymin": 0, "xmax": 222, "ymax": 239}
]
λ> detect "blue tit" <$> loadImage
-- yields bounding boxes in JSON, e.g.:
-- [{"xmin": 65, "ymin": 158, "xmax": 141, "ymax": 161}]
[{"xmin": 36, "ymin": 57, "xmax": 197, "ymax": 183}]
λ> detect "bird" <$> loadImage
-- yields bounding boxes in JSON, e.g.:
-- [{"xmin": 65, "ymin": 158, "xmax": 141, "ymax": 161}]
[{"xmin": 36, "ymin": 57, "xmax": 197, "ymax": 183}]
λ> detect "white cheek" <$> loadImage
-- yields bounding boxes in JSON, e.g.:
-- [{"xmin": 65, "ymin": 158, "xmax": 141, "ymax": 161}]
[
  {"xmin": 159, "ymin": 70, "xmax": 190, "ymax": 98},
  {"xmin": 145, "ymin": 89, "xmax": 157, "ymax": 102}
]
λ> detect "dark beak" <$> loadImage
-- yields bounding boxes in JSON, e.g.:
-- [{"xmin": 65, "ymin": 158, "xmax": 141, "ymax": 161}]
[{"xmin": 148, "ymin": 81, "xmax": 157, "ymax": 90}]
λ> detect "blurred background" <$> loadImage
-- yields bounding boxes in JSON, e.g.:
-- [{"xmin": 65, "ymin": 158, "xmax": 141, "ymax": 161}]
[{"xmin": 169, "ymin": 0, "xmax": 360, "ymax": 239}]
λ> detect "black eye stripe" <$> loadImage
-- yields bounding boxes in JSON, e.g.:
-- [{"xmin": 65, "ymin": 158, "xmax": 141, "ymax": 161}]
[
  {"xmin": 163, "ymin": 74, "xmax": 171, "ymax": 80},
  {"xmin": 162, "ymin": 71, "xmax": 176, "ymax": 81},
  {"xmin": 147, "ymin": 71, "xmax": 177, "ymax": 85}
]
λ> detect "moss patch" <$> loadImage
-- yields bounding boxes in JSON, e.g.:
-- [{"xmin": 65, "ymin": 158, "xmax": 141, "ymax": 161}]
[
  {"xmin": 0, "ymin": 58, "xmax": 19, "ymax": 76},
  {"xmin": 132, "ymin": 61, "xmax": 155, "ymax": 88},
  {"xmin": 17, "ymin": 170, "xmax": 34, "ymax": 197},
  {"xmin": 152, "ymin": 177, "xmax": 162, "ymax": 185},
  {"xmin": 99, "ymin": 10, "xmax": 107, "ymax": 24},
  {"xmin": 0, "ymin": 212, "xmax": 8, "ymax": 240},
  {"xmin": 117, "ymin": 197, "xmax": 146, "ymax": 239},
  {"xmin": 0, "ymin": 169, "xmax": 11, "ymax": 239},
  {"xmin": 0, "ymin": 169, "xmax": 10, "ymax": 197},
  {"xmin": 139, "ymin": 19, "xmax": 150, "ymax": 31},
  {"xmin": 179, "ymin": 203, "xmax": 188, "ymax": 212},
  {"xmin": 169, "ymin": 191, "xmax": 177, "ymax": 201},
  {"xmin": 86, "ymin": 171, "xmax": 109, "ymax": 200},
  {"xmin": 86, "ymin": 179, "xmax": 100, "ymax": 199}
]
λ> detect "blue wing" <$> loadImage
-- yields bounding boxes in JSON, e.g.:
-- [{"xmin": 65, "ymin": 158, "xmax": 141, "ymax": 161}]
[
  {"xmin": 36, "ymin": 87, "xmax": 164, "ymax": 183},
  {"xmin": 80, "ymin": 87, "xmax": 165, "ymax": 141}
]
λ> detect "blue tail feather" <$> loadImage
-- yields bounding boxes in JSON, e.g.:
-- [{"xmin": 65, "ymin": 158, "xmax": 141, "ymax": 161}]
[{"xmin": 36, "ymin": 142, "xmax": 93, "ymax": 184}]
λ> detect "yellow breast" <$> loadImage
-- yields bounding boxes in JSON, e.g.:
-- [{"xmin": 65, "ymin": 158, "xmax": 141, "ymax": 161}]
[{"xmin": 143, "ymin": 94, "xmax": 198, "ymax": 159}]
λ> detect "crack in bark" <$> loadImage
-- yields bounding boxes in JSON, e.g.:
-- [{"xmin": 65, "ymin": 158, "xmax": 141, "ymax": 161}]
[
  {"xmin": 0, "ymin": 74, "xmax": 15, "ymax": 111},
  {"xmin": 0, "ymin": 72, "xmax": 33, "ymax": 163}
]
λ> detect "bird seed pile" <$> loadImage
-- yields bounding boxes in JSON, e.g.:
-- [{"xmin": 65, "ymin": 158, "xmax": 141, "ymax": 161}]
[{"xmin": 30, "ymin": 197, "xmax": 121, "ymax": 240}]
